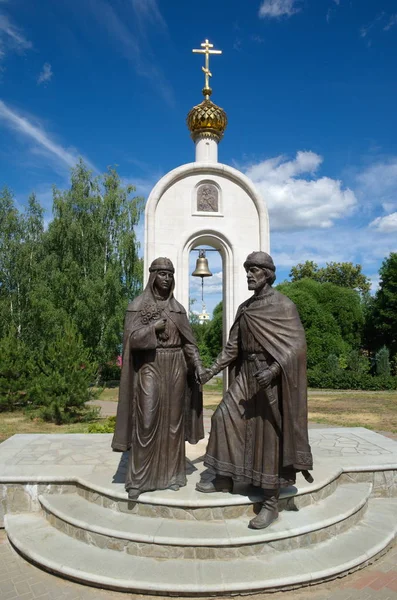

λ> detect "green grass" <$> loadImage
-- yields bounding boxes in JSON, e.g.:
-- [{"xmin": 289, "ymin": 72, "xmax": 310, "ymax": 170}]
[
  {"xmin": 308, "ymin": 389, "xmax": 397, "ymax": 433},
  {"xmin": 0, "ymin": 411, "xmax": 96, "ymax": 444},
  {"xmin": 97, "ymin": 386, "xmax": 119, "ymax": 402},
  {"xmin": 1, "ymin": 388, "xmax": 396, "ymax": 445},
  {"xmin": 204, "ymin": 388, "xmax": 397, "ymax": 433}
]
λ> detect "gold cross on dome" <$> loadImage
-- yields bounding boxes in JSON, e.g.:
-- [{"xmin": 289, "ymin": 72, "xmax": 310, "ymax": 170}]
[{"xmin": 192, "ymin": 39, "xmax": 222, "ymax": 95}]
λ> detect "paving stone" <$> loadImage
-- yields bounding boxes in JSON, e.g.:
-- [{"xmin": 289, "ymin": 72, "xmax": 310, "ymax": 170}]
[
  {"xmin": 30, "ymin": 581, "xmax": 49, "ymax": 596},
  {"xmin": 15, "ymin": 580, "xmax": 32, "ymax": 595}
]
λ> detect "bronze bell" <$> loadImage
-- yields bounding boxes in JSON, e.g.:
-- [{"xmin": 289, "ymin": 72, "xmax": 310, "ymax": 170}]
[{"xmin": 192, "ymin": 250, "xmax": 212, "ymax": 278}]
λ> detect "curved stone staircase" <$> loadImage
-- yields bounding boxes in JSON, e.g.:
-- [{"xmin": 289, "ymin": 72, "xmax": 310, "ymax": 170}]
[{"xmin": 5, "ymin": 466, "xmax": 397, "ymax": 595}]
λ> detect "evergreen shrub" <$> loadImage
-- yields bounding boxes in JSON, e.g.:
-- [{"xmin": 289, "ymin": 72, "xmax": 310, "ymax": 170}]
[
  {"xmin": 375, "ymin": 346, "xmax": 391, "ymax": 377},
  {"xmin": 27, "ymin": 321, "xmax": 100, "ymax": 424},
  {"xmin": 0, "ymin": 332, "xmax": 33, "ymax": 411}
]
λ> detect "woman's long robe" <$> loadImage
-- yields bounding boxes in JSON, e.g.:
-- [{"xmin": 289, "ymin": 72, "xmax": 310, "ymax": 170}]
[{"xmin": 112, "ymin": 293, "xmax": 203, "ymax": 493}]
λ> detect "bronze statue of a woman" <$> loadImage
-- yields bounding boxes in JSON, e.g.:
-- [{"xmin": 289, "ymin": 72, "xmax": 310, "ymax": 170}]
[{"xmin": 112, "ymin": 257, "xmax": 204, "ymax": 499}]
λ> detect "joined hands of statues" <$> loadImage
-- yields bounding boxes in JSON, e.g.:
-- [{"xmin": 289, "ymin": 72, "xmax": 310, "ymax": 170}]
[
  {"xmin": 198, "ymin": 368, "xmax": 214, "ymax": 385},
  {"xmin": 254, "ymin": 368, "xmax": 273, "ymax": 389},
  {"xmin": 154, "ymin": 318, "xmax": 167, "ymax": 333},
  {"xmin": 195, "ymin": 365, "xmax": 209, "ymax": 385}
]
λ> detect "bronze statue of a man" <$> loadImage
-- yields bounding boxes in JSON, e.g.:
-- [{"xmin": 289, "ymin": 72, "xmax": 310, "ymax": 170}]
[
  {"xmin": 197, "ymin": 251, "xmax": 313, "ymax": 529},
  {"xmin": 112, "ymin": 257, "xmax": 205, "ymax": 500}
]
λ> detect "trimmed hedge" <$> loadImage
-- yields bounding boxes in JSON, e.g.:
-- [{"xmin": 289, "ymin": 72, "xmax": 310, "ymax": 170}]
[{"xmin": 308, "ymin": 369, "xmax": 397, "ymax": 390}]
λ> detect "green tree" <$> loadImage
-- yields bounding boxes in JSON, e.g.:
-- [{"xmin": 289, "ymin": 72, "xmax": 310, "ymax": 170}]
[
  {"xmin": 0, "ymin": 187, "xmax": 24, "ymax": 337},
  {"xmin": 204, "ymin": 301, "xmax": 223, "ymax": 362},
  {"xmin": 368, "ymin": 253, "xmax": 397, "ymax": 356},
  {"xmin": 346, "ymin": 349, "xmax": 370, "ymax": 374},
  {"xmin": 325, "ymin": 353, "xmax": 340, "ymax": 375},
  {"xmin": 375, "ymin": 346, "xmax": 391, "ymax": 377},
  {"xmin": 0, "ymin": 189, "xmax": 47, "ymax": 350},
  {"xmin": 0, "ymin": 163, "xmax": 144, "ymax": 419},
  {"xmin": 0, "ymin": 330, "xmax": 32, "ymax": 411},
  {"xmin": 277, "ymin": 279, "xmax": 364, "ymax": 368},
  {"xmin": 289, "ymin": 261, "xmax": 318, "ymax": 282},
  {"xmin": 290, "ymin": 261, "xmax": 371, "ymax": 295},
  {"xmin": 43, "ymin": 161, "xmax": 144, "ymax": 365}
]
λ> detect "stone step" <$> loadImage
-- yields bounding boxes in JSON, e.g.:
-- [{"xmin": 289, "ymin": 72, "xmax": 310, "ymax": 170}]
[
  {"xmin": 76, "ymin": 462, "xmax": 341, "ymax": 520},
  {"xmin": 5, "ymin": 497, "xmax": 397, "ymax": 595},
  {"xmin": 38, "ymin": 482, "xmax": 372, "ymax": 558}
]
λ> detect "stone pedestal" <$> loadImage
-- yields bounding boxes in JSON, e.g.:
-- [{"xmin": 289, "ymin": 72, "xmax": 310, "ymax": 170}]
[{"xmin": 1, "ymin": 428, "xmax": 397, "ymax": 595}]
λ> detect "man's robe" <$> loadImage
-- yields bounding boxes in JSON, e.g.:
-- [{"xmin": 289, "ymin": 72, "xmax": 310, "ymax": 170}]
[{"xmin": 204, "ymin": 288, "xmax": 313, "ymax": 487}]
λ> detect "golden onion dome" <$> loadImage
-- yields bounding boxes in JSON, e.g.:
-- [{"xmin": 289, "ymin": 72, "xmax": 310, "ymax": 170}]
[{"xmin": 187, "ymin": 87, "xmax": 227, "ymax": 143}]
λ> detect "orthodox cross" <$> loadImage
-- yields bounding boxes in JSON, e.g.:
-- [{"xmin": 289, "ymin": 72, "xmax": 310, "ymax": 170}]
[{"xmin": 192, "ymin": 39, "xmax": 222, "ymax": 95}]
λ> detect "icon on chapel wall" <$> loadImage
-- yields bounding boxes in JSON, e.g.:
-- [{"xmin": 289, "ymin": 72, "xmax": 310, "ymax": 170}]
[{"xmin": 197, "ymin": 183, "xmax": 219, "ymax": 212}]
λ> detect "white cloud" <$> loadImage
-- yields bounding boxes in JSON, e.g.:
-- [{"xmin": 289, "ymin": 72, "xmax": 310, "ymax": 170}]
[
  {"xmin": 368, "ymin": 275, "xmax": 380, "ymax": 293},
  {"xmin": 243, "ymin": 151, "xmax": 357, "ymax": 231},
  {"xmin": 0, "ymin": 99, "xmax": 95, "ymax": 171},
  {"xmin": 0, "ymin": 13, "xmax": 32, "ymax": 61},
  {"xmin": 370, "ymin": 212, "xmax": 397, "ymax": 233},
  {"xmin": 360, "ymin": 12, "xmax": 386, "ymax": 39},
  {"xmin": 270, "ymin": 226, "xmax": 396, "ymax": 291},
  {"xmin": 258, "ymin": 0, "xmax": 301, "ymax": 19},
  {"xmin": 131, "ymin": 0, "xmax": 168, "ymax": 34},
  {"xmin": 190, "ymin": 271, "xmax": 223, "ymax": 296},
  {"xmin": 37, "ymin": 62, "xmax": 53, "ymax": 85},
  {"xmin": 384, "ymin": 14, "xmax": 397, "ymax": 31},
  {"xmin": 356, "ymin": 158, "xmax": 397, "ymax": 210}
]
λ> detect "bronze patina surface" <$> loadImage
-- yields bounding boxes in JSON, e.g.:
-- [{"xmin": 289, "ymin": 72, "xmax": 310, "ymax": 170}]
[
  {"xmin": 197, "ymin": 251, "xmax": 313, "ymax": 529},
  {"xmin": 112, "ymin": 258, "xmax": 204, "ymax": 499}
]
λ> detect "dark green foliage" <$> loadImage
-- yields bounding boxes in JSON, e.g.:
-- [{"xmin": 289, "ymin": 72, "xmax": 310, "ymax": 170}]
[
  {"xmin": 375, "ymin": 346, "xmax": 391, "ymax": 377},
  {"xmin": 190, "ymin": 301, "xmax": 223, "ymax": 366},
  {"xmin": 277, "ymin": 279, "xmax": 364, "ymax": 369},
  {"xmin": 44, "ymin": 161, "xmax": 144, "ymax": 364},
  {"xmin": 0, "ymin": 162, "xmax": 143, "ymax": 422},
  {"xmin": 346, "ymin": 349, "xmax": 370, "ymax": 374},
  {"xmin": 308, "ymin": 369, "xmax": 397, "ymax": 390},
  {"xmin": 0, "ymin": 331, "xmax": 32, "ymax": 411},
  {"xmin": 204, "ymin": 302, "xmax": 223, "ymax": 362},
  {"xmin": 325, "ymin": 354, "xmax": 340, "ymax": 375},
  {"xmin": 27, "ymin": 321, "xmax": 100, "ymax": 424},
  {"xmin": 191, "ymin": 322, "xmax": 213, "ymax": 367},
  {"xmin": 100, "ymin": 361, "xmax": 122, "ymax": 383},
  {"xmin": 367, "ymin": 253, "xmax": 397, "ymax": 357}
]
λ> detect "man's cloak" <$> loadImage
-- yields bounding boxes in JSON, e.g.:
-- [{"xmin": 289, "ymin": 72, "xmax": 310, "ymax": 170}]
[{"xmin": 231, "ymin": 289, "xmax": 313, "ymax": 472}]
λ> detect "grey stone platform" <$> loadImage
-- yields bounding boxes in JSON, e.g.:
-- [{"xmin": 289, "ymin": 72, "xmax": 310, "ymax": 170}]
[{"xmin": 1, "ymin": 427, "xmax": 397, "ymax": 595}]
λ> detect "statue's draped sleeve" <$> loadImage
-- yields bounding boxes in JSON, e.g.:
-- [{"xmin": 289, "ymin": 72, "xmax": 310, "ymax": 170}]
[{"xmin": 129, "ymin": 322, "xmax": 157, "ymax": 350}]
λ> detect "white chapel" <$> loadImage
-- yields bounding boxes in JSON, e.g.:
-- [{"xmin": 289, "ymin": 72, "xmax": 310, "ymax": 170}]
[{"xmin": 144, "ymin": 40, "xmax": 270, "ymax": 335}]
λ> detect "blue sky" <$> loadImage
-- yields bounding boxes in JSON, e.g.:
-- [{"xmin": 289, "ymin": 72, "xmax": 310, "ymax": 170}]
[{"xmin": 1, "ymin": 0, "xmax": 397, "ymax": 315}]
